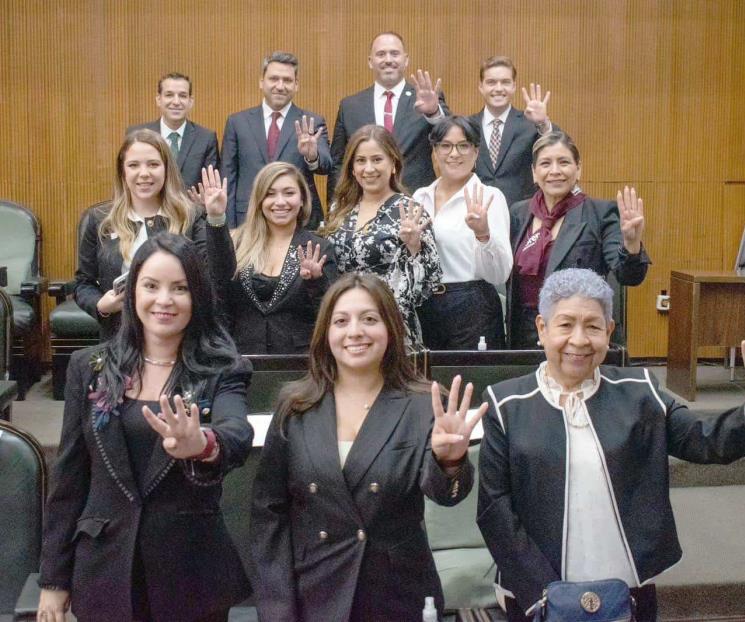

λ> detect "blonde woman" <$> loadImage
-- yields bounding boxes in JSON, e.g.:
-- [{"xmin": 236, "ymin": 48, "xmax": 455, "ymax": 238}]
[
  {"xmin": 74, "ymin": 129, "xmax": 206, "ymax": 338},
  {"xmin": 202, "ymin": 162, "xmax": 337, "ymax": 354}
]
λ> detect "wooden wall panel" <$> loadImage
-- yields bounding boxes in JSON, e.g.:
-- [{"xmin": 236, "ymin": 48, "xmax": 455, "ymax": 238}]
[{"xmin": 1, "ymin": 0, "xmax": 743, "ymax": 359}]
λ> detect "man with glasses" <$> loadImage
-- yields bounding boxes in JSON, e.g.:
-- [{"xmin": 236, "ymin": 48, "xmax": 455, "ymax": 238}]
[{"xmin": 470, "ymin": 56, "xmax": 557, "ymax": 207}]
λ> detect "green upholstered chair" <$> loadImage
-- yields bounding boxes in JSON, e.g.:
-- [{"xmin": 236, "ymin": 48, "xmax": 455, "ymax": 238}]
[
  {"xmin": 48, "ymin": 203, "xmax": 103, "ymax": 400},
  {"xmin": 0, "ymin": 420, "xmax": 46, "ymax": 619},
  {"xmin": 240, "ymin": 354, "xmax": 308, "ymax": 413},
  {"xmin": 0, "ymin": 200, "xmax": 47, "ymax": 400}
]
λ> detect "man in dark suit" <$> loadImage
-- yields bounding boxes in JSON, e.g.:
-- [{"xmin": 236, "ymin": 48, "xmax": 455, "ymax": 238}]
[
  {"xmin": 221, "ymin": 51, "xmax": 332, "ymax": 229},
  {"xmin": 328, "ymin": 31, "xmax": 448, "ymax": 202},
  {"xmin": 127, "ymin": 72, "xmax": 219, "ymax": 191},
  {"xmin": 470, "ymin": 56, "xmax": 556, "ymax": 207}
]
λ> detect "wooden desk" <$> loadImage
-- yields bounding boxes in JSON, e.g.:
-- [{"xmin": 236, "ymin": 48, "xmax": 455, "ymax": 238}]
[{"xmin": 667, "ymin": 270, "xmax": 745, "ymax": 400}]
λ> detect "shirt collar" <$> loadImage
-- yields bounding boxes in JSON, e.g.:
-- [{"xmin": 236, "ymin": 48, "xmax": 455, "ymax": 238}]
[
  {"xmin": 128, "ymin": 208, "xmax": 164, "ymax": 223},
  {"xmin": 483, "ymin": 104, "xmax": 511, "ymax": 126},
  {"xmin": 160, "ymin": 119, "xmax": 186, "ymax": 137},
  {"xmin": 262, "ymin": 100, "xmax": 292, "ymax": 120},
  {"xmin": 374, "ymin": 79, "xmax": 407, "ymax": 99},
  {"xmin": 536, "ymin": 361, "xmax": 601, "ymax": 409}
]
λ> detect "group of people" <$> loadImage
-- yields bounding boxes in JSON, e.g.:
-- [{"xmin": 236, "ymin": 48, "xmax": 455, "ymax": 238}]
[{"xmin": 33, "ymin": 28, "xmax": 745, "ymax": 622}]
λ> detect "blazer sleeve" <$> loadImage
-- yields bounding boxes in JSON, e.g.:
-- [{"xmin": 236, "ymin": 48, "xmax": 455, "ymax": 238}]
[
  {"xmin": 39, "ymin": 351, "xmax": 92, "ymax": 590},
  {"xmin": 188, "ymin": 208, "xmax": 208, "ymax": 262},
  {"xmin": 179, "ymin": 364, "xmax": 254, "ymax": 486},
  {"xmin": 476, "ymin": 396, "xmax": 560, "ymax": 612},
  {"xmin": 599, "ymin": 200, "xmax": 650, "ymax": 286},
  {"xmin": 221, "ymin": 116, "xmax": 240, "ymax": 228},
  {"xmin": 313, "ymin": 114, "xmax": 333, "ymax": 175},
  {"xmin": 328, "ymin": 102, "xmax": 348, "ymax": 204},
  {"xmin": 74, "ymin": 211, "xmax": 107, "ymax": 321},
  {"xmin": 205, "ymin": 221, "xmax": 237, "ymax": 307},
  {"xmin": 250, "ymin": 413, "xmax": 300, "ymax": 620},
  {"xmin": 420, "ymin": 445, "xmax": 475, "ymax": 507}
]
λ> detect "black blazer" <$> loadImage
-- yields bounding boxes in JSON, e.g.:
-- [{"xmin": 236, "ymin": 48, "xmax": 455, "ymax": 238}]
[
  {"xmin": 506, "ymin": 196, "xmax": 650, "ymax": 346},
  {"xmin": 250, "ymin": 389, "xmax": 474, "ymax": 621},
  {"xmin": 207, "ymin": 222, "xmax": 337, "ymax": 354},
  {"xmin": 39, "ymin": 347, "xmax": 254, "ymax": 622},
  {"xmin": 328, "ymin": 84, "xmax": 449, "ymax": 201},
  {"xmin": 470, "ymin": 107, "xmax": 559, "ymax": 207},
  {"xmin": 74, "ymin": 203, "xmax": 207, "ymax": 339},
  {"xmin": 126, "ymin": 120, "xmax": 219, "ymax": 190},
  {"xmin": 221, "ymin": 103, "xmax": 332, "ymax": 229}
]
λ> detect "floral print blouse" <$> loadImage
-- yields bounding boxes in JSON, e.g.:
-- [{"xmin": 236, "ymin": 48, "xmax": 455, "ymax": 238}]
[{"xmin": 326, "ymin": 193, "xmax": 442, "ymax": 350}]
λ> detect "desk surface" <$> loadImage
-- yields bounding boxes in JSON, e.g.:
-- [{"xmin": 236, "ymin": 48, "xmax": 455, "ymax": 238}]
[{"xmin": 671, "ymin": 270, "xmax": 745, "ymax": 284}]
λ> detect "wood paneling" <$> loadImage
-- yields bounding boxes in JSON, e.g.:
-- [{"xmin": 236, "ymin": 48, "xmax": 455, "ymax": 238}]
[{"xmin": 1, "ymin": 0, "xmax": 744, "ymax": 358}]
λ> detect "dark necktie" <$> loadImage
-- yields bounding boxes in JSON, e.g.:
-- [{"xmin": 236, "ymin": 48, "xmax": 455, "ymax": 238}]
[
  {"xmin": 267, "ymin": 111, "xmax": 282, "ymax": 160},
  {"xmin": 168, "ymin": 131, "xmax": 180, "ymax": 156},
  {"xmin": 384, "ymin": 91, "xmax": 394, "ymax": 133},
  {"xmin": 489, "ymin": 118, "xmax": 502, "ymax": 168}
]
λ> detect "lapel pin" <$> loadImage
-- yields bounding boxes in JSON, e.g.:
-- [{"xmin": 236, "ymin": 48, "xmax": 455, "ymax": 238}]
[{"xmin": 405, "ymin": 91, "xmax": 412, "ymax": 97}]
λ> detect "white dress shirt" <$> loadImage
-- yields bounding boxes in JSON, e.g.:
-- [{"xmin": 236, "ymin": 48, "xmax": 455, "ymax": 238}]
[
  {"xmin": 124, "ymin": 208, "xmax": 165, "ymax": 269},
  {"xmin": 159, "ymin": 119, "xmax": 186, "ymax": 150},
  {"xmin": 261, "ymin": 100, "xmax": 292, "ymax": 135},
  {"xmin": 373, "ymin": 80, "xmax": 407, "ymax": 127},
  {"xmin": 413, "ymin": 174, "xmax": 512, "ymax": 285}
]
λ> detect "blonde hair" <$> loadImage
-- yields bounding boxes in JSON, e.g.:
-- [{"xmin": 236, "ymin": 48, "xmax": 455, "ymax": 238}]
[
  {"xmin": 232, "ymin": 162, "xmax": 311, "ymax": 274},
  {"xmin": 321, "ymin": 125, "xmax": 404, "ymax": 236},
  {"xmin": 100, "ymin": 129, "xmax": 195, "ymax": 263}
]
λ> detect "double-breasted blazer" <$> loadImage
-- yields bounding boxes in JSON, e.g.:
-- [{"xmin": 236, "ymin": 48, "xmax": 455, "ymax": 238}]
[
  {"xmin": 328, "ymin": 84, "xmax": 449, "ymax": 201},
  {"xmin": 39, "ymin": 346, "xmax": 254, "ymax": 622},
  {"xmin": 250, "ymin": 389, "xmax": 474, "ymax": 621},
  {"xmin": 470, "ymin": 107, "xmax": 560, "ymax": 208},
  {"xmin": 221, "ymin": 103, "xmax": 332, "ymax": 229},
  {"xmin": 126, "ymin": 120, "xmax": 220, "ymax": 191},
  {"xmin": 74, "ymin": 202, "xmax": 207, "ymax": 339},
  {"xmin": 206, "ymin": 222, "xmax": 337, "ymax": 354},
  {"xmin": 506, "ymin": 196, "xmax": 650, "ymax": 346}
]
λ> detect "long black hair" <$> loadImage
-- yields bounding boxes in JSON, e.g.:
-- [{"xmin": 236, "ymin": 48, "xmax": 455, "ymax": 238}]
[{"xmin": 97, "ymin": 232, "xmax": 239, "ymax": 408}]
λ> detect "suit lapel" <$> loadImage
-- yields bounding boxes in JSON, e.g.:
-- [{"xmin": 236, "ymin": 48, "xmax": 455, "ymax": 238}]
[
  {"xmin": 474, "ymin": 110, "xmax": 494, "ymax": 173},
  {"xmin": 342, "ymin": 388, "xmax": 407, "ymax": 492},
  {"xmin": 248, "ymin": 108, "xmax": 269, "ymax": 163},
  {"xmin": 494, "ymin": 108, "xmax": 520, "ymax": 172},
  {"xmin": 361, "ymin": 86, "xmax": 376, "ymax": 124},
  {"xmin": 177, "ymin": 121, "xmax": 196, "ymax": 169},
  {"xmin": 140, "ymin": 444, "xmax": 176, "ymax": 498},
  {"xmin": 393, "ymin": 84, "xmax": 415, "ymax": 134},
  {"xmin": 275, "ymin": 104, "xmax": 300, "ymax": 159},
  {"xmin": 546, "ymin": 202, "xmax": 587, "ymax": 274},
  {"xmin": 512, "ymin": 204, "xmax": 532, "ymax": 254}
]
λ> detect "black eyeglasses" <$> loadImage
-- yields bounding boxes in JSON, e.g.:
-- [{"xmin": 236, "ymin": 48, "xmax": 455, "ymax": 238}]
[{"xmin": 434, "ymin": 141, "xmax": 475, "ymax": 155}]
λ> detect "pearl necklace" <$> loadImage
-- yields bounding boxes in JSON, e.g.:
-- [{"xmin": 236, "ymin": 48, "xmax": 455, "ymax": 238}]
[{"xmin": 144, "ymin": 356, "xmax": 176, "ymax": 367}]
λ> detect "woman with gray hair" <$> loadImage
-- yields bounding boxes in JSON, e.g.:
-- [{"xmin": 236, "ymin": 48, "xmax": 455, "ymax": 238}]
[{"xmin": 478, "ymin": 268, "xmax": 745, "ymax": 621}]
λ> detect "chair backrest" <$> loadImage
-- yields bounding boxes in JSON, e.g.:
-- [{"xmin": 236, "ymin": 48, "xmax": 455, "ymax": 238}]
[
  {"xmin": 0, "ymin": 201, "xmax": 40, "ymax": 296},
  {"xmin": 78, "ymin": 201, "xmax": 109, "ymax": 251},
  {"xmin": 241, "ymin": 354, "xmax": 308, "ymax": 413},
  {"xmin": 0, "ymin": 421, "xmax": 46, "ymax": 614},
  {"xmin": 0, "ymin": 287, "xmax": 12, "ymax": 379}
]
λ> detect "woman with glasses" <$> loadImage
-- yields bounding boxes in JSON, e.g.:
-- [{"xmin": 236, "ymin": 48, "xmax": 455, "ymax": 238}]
[{"xmin": 413, "ymin": 116, "xmax": 512, "ymax": 349}]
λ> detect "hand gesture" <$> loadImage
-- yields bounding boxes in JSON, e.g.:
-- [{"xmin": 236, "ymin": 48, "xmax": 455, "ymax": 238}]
[
  {"xmin": 38, "ymin": 588, "xmax": 70, "ymax": 622},
  {"xmin": 411, "ymin": 69, "xmax": 442, "ymax": 117},
  {"xmin": 464, "ymin": 183, "xmax": 493, "ymax": 238},
  {"xmin": 295, "ymin": 115, "xmax": 323, "ymax": 162},
  {"xmin": 431, "ymin": 375, "xmax": 488, "ymax": 465},
  {"xmin": 399, "ymin": 201, "xmax": 427, "ymax": 255},
  {"xmin": 521, "ymin": 83, "xmax": 551, "ymax": 127},
  {"xmin": 142, "ymin": 395, "xmax": 208, "ymax": 460},
  {"xmin": 97, "ymin": 289, "xmax": 125, "ymax": 316},
  {"xmin": 617, "ymin": 185, "xmax": 644, "ymax": 254},
  {"xmin": 187, "ymin": 185, "xmax": 205, "ymax": 206},
  {"xmin": 199, "ymin": 165, "xmax": 227, "ymax": 218},
  {"xmin": 297, "ymin": 241, "xmax": 328, "ymax": 280}
]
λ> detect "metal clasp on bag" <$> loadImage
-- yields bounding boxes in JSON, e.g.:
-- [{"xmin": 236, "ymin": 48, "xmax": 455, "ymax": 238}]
[{"xmin": 580, "ymin": 591, "xmax": 601, "ymax": 613}]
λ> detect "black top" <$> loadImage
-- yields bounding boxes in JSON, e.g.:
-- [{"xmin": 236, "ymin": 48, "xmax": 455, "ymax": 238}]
[
  {"xmin": 251, "ymin": 274, "xmax": 279, "ymax": 303},
  {"xmin": 120, "ymin": 398, "xmax": 159, "ymax": 493}
]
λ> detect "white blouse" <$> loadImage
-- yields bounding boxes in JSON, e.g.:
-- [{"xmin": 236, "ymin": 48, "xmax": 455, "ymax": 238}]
[
  {"xmin": 413, "ymin": 174, "xmax": 512, "ymax": 286},
  {"xmin": 537, "ymin": 363, "xmax": 637, "ymax": 585}
]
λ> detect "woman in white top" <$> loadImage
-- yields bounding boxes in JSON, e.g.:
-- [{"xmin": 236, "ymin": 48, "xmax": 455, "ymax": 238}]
[{"xmin": 413, "ymin": 116, "xmax": 512, "ymax": 349}]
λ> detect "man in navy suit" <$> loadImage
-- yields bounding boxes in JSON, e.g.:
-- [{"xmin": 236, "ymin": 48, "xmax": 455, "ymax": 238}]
[
  {"xmin": 328, "ymin": 31, "xmax": 448, "ymax": 202},
  {"xmin": 127, "ymin": 72, "xmax": 219, "ymax": 191},
  {"xmin": 221, "ymin": 51, "xmax": 332, "ymax": 229},
  {"xmin": 470, "ymin": 56, "xmax": 556, "ymax": 207}
]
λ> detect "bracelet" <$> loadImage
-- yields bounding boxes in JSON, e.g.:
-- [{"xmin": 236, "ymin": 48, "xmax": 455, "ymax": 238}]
[{"xmin": 193, "ymin": 427, "xmax": 219, "ymax": 461}]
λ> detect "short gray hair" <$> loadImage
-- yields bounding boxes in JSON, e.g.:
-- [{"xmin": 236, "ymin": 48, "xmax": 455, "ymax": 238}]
[
  {"xmin": 538, "ymin": 268, "xmax": 614, "ymax": 323},
  {"xmin": 261, "ymin": 51, "xmax": 299, "ymax": 77}
]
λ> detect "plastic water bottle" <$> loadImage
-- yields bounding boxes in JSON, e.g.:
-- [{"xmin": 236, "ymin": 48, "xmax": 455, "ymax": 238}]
[
  {"xmin": 477, "ymin": 336, "xmax": 487, "ymax": 351},
  {"xmin": 422, "ymin": 596, "xmax": 438, "ymax": 621}
]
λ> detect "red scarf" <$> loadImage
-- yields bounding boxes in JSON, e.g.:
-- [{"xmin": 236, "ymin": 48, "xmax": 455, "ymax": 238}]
[{"xmin": 516, "ymin": 189, "xmax": 586, "ymax": 276}]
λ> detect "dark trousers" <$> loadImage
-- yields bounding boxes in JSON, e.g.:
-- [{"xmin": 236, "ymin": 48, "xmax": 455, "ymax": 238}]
[
  {"xmin": 419, "ymin": 280, "xmax": 505, "ymax": 350},
  {"xmin": 505, "ymin": 584, "xmax": 658, "ymax": 622}
]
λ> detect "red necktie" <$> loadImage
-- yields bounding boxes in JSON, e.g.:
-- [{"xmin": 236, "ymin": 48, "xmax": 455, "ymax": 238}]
[
  {"xmin": 267, "ymin": 111, "xmax": 281, "ymax": 160},
  {"xmin": 384, "ymin": 91, "xmax": 394, "ymax": 133}
]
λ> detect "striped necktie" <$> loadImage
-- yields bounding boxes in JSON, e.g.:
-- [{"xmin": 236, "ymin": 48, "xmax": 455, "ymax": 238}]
[{"xmin": 488, "ymin": 119, "xmax": 502, "ymax": 168}]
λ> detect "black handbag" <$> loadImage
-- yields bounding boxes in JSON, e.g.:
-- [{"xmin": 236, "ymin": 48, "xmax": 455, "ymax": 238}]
[{"xmin": 534, "ymin": 578, "xmax": 634, "ymax": 622}]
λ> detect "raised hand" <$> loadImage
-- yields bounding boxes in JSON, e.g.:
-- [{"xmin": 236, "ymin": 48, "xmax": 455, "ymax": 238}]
[
  {"xmin": 521, "ymin": 83, "xmax": 551, "ymax": 127},
  {"xmin": 399, "ymin": 201, "xmax": 427, "ymax": 256},
  {"xmin": 431, "ymin": 375, "xmax": 488, "ymax": 465},
  {"xmin": 297, "ymin": 241, "xmax": 328, "ymax": 280},
  {"xmin": 200, "ymin": 165, "xmax": 227, "ymax": 218},
  {"xmin": 142, "ymin": 394, "xmax": 208, "ymax": 460},
  {"xmin": 617, "ymin": 185, "xmax": 644, "ymax": 254},
  {"xmin": 411, "ymin": 69, "xmax": 442, "ymax": 116},
  {"xmin": 295, "ymin": 115, "xmax": 323, "ymax": 162},
  {"xmin": 187, "ymin": 185, "xmax": 205, "ymax": 206},
  {"xmin": 464, "ymin": 183, "xmax": 494, "ymax": 238}
]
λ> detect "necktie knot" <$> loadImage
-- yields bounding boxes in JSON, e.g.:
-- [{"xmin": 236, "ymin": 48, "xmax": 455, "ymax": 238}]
[
  {"xmin": 167, "ymin": 131, "xmax": 180, "ymax": 156},
  {"xmin": 272, "ymin": 111, "xmax": 282, "ymax": 121}
]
